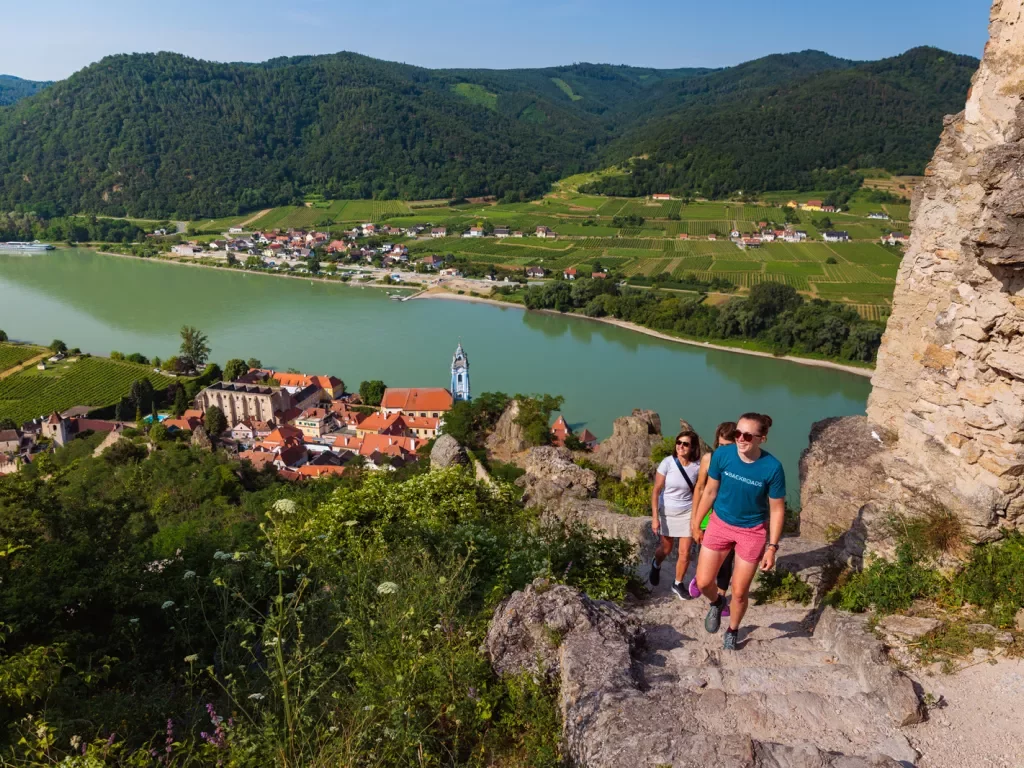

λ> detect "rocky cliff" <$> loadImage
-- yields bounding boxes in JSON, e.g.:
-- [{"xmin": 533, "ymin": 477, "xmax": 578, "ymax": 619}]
[{"xmin": 805, "ymin": 0, "xmax": 1024, "ymax": 546}]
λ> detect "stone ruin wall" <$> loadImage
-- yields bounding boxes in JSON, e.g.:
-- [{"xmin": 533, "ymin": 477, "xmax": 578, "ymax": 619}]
[{"xmin": 865, "ymin": 0, "xmax": 1024, "ymax": 539}]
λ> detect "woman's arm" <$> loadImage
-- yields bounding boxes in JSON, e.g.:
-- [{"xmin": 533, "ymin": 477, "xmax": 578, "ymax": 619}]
[
  {"xmin": 761, "ymin": 497, "xmax": 786, "ymax": 570},
  {"xmin": 651, "ymin": 472, "xmax": 666, "ymax": 535},
  {"xmin": 694, "ymin": 476, "xmax": 719, "ymax": 525},
  {"xmin": 691, "ymin": 454, "xmax": 711, "ymax": 541}
]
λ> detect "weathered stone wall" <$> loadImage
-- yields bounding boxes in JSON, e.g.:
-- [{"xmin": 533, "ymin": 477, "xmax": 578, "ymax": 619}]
[{"xmin": 865, "ymin": 0, "xmax": 1024, "ymax": 540}]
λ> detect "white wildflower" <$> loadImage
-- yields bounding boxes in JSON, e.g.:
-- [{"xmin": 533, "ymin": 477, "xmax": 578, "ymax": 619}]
[
  {"xmin": 129, "ymin": 618, "xmax": 140, "ymax": 625},
  {"xmin": 184, "ymin": 654, "xmax": 198, "ymax": 663},
  {"xmin": 343, "ymin": 520, "xmax": 358, "ymax": 527},
  {"xmin": 183, "ymin": 570, "xmax": 197, "ymax": 580},
  {"xmin": 248, "ymin": 693, "xmax": 265, "ymax": 701},
  {"xmin": 69, "ymin": 735, "xmax": 82, "ymax": 750},
  {"xmin": 273, "ymin": 499, "xmax": 297, "ymax": 515},
  {"xmin": 161, "ymin": 600, "xmax": 175, "ymax": 610},
  {"xmin": 376, "ymin": 582, "xmax": 399, "ymax": 595}
]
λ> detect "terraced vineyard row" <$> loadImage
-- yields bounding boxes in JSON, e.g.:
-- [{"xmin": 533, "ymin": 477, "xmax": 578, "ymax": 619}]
[
  {"xmin": 0, "ymin": 343, "xmax": 46, "ymax": 373},
  {"xmin": 0, "ymin": 357, "xmax": 178, "ymax": 425}
]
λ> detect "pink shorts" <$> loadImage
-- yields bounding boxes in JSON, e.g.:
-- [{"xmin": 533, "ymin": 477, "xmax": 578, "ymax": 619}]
[{"xmin": 702, "ymin": 513, "xmax": 767, "ymax": 564}]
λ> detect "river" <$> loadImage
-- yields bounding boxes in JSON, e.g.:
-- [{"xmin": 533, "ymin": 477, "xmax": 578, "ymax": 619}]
[{"xmin": 0, "ymin": 249, "xmax": 872, "ymax": 503}]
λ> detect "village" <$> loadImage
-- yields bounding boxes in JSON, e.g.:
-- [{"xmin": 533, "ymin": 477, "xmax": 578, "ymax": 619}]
[{"xmin": 0, "ymin": 342, "xmax": 598, "ymax": 479}]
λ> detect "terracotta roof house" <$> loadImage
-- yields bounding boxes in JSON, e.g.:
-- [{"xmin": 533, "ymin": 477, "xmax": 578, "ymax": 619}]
[
  {"xmin": 592, "ymin": 272, "xmax": 608, "ymax": 279},
  {"xmin": 564, "ymin": 268, "xmax": 577, "ymax": 280},
  {"xmin": 355, "ymin": 412, "xmax": 408, "ymax": 438},
  {"xmin": 262, "ymin": 425, "xmax": 304, "ymax": 449},
  {"xmin": 380, "ymin": 388, "xmax": 453, "ymax": 417},
  {"xmin": 550, "ymin": 414, "xmax": 571, "ymax": 447},
  {"xmin": 332, "ymin": 435, "xmax": 364, "ymax": 453},
  {"xmin": 239, "ymin": 449, "xmax": 276, "ymax": 471},
  {"xmin": 578, "ymin": 429, "xmax": 599, "ymax": 449},
  {"xmin": 296, "ymin": 465, "xmax": 346, "ymax": 478}
]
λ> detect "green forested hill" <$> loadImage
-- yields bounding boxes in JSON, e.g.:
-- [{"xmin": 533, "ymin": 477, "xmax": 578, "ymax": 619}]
[
  {"xmin": 585, "ymin": 48, "xmax": 979, "ymax": 197},
  {"xmin": 0, "ymin": 74, "xmax": 50, "ymax": 105},
  {"xmin": 0, "ymin": 47, "xmax": 976, "ymax": 218}
]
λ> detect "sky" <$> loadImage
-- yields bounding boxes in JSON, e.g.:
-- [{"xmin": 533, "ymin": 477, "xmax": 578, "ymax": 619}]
[{"xmin": 2, "ymin": 0, "xmax": 993, "ymax": 82}]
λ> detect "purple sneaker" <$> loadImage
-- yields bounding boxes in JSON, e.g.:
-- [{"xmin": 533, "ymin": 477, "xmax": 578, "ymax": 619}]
[
  {"xmin": 721, "ymin": 597, "xmax": 731, "ymax": 618},
  {"xmin": 688, "ymin": 578, "xmax": 701, "ymax": 598}
]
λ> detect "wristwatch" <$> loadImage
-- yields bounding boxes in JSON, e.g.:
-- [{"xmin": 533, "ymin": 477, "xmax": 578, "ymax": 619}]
[{"xmin": 766, "ymin": 543, "xmax": 779, "ymax": 551}]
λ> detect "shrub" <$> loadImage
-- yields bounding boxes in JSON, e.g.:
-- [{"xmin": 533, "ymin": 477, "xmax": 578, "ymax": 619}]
[
  {"xmin": 825, "ymin": 544, "xmax": 941, "ymax": 613},
  {"xmin": 753, "ymin": 570, "xmax": 812, "ymax": 605}
]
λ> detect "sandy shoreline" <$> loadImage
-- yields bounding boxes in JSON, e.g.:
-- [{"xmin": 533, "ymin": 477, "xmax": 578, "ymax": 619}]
[{"xmin": 417, "ymin": 290, "xmax": 875, "ymax": 378}]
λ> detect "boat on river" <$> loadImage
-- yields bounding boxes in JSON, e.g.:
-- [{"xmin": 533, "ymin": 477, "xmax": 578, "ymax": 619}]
[{"xmin": 0, "ymin": 241, "xmax": 55, "ymax": 252}]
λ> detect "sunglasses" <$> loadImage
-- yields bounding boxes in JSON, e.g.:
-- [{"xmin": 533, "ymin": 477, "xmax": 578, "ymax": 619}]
[
  {"xmin": 733, "ymin": 430, "xmax": 761, "ymax": 442},
  {"xmin": 676, "ymin": 440, "xmax": 692, "ymax": 447}
]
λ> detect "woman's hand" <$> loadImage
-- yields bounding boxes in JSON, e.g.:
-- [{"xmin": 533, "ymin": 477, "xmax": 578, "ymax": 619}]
[
  {"xmin": 760, "ymin": 547, "xmax": 776, "ymax": 571},
  {"xmin": 651, "ymin": 516, "xmax": 660, "ymax": 535},
  {"xmin": 691, "ymin": 526, "xmax": 703, "ymax": 545}
]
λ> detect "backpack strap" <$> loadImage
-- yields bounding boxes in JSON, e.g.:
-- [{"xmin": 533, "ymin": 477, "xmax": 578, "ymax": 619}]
[{"xmin": 672, "ymin": 456, "xmax": 696, "ymax": 493}]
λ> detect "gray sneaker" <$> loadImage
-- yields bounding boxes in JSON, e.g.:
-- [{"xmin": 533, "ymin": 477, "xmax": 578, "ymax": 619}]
[
  {"xmin": 723, "ymin": 629, "xmax": 739, "ymax": 651},
  {"xmin": 704, "ymin": 597, "xmax": 724, "ymax": 633}
]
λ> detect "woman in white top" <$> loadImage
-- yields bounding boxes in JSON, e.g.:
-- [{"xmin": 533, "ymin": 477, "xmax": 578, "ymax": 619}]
[{"xmin": 649, "ymin": 429, "xmax": 702, "ymax": 599}]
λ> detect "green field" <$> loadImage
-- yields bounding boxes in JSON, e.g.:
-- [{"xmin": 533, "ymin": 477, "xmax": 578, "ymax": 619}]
[
  {"xmin": 0, "ymin": 356, "xmax": 177, "ymax": 425},
  {"xmin": 184, "ymin": 189, "xmax": 908, "ymax": 312},
  {"xmin": 0, "ymin": 343, "xmax": 47, "ymax": 373}
]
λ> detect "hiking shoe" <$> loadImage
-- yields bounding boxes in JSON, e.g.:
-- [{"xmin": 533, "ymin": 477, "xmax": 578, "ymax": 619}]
[
  {"xmin": 721, "ymin": 596, "xmax": 731, "ymax": 618},
  {"xmin": 648, "ymin": 558, "xmax": 661, "ymax": 586},
  {"xmin": 723, "ymin": 629, "xmax": 739, "ymax": 651},
  {"xmin": 670, "ymin": 581, "xmax": 690, "ymax": 601},
  {"xmin": 704, "ymin": 597, "xmax": 725, "ymax": 634},
  {"xmin": 687, "ymin": 578, "xmax": 701, "ymax": 598}
]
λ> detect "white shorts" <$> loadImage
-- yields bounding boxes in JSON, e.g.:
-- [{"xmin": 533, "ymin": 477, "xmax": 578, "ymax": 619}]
[{"xmin": 659, "ymin": 507, "xmax": 693, "ymax": 538}]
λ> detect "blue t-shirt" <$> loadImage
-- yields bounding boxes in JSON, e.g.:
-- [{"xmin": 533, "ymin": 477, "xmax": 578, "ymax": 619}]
[{"xmin": 707, "ymin": 444, "xmax": 786, "ymax": 528}]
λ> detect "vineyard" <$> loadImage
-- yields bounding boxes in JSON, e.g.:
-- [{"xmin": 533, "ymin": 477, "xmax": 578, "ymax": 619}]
[
  {"xmin": 0, "ymin": 343, "xmax": 46, "ymax": 374},
  {"xmin": 0, "ymin": 357, "xmax": 177, "ymax": 425}
]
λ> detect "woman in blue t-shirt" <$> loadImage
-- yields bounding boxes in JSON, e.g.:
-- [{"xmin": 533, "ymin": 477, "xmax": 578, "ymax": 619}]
[{"xmin": 691, "ymin": 413, "xmax": 786, "ymax": 651}]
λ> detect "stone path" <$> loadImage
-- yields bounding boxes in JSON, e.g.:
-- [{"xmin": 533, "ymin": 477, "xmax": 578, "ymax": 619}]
[{"xmin": 633, "ymin": 587, "xmax": 919, "ymax": 765}]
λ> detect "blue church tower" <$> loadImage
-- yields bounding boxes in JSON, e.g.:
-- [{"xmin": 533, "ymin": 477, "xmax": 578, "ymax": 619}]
[{"xmin": 451, "ymin": 342, "xmax": 470, "ymax": 402}]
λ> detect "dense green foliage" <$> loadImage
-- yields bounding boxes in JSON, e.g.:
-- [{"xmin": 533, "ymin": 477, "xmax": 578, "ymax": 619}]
[
  {"xmin": 440, "ymin": 392, "xmax": 512, "ymax": 448},
  {"xmin": 0, "ymin": 75, "xmax": 50, "ymax": 106},
  {"xmin": 0, "ymin": 431, "xmax": 635, "ymax": 765},
  {"xmin": 522, "ymin": 279, "xmax": 883, "ymax": 363},
  {"xmin": 0, "ymin": 48, "xmax": 976, "ymax": 218},
  {"xmin": 583, "ymin": 48, "xmax": 978, "ymax": 199},
  {"xmin": 0, "ymin": 211, "xmax": 145, "ymax": 243}
]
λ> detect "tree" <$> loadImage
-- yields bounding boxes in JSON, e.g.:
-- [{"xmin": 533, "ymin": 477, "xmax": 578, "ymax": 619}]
[
  {"xmin": 0, "ymin": 417, "xmax": 16, "ymax": 430},
  {"xmin": 246, "ymin": 357, "xmax": 262, "ymax": 370},
  {"xmin": 49, "ymin": 339, "xmax": 67, "ymax": 355},
  {"xmin": 148, "ymin": 422, "xmax": 168, "ymax": 442},
  {"xmin": 224, "ymin": 359, "xmax": 249, "ymax": 381},
  {"xmin": 172, "ymin": 385, "xmax": 189, "ymax": 418},
  {"xmin": 245, "ymin": 255, "xmax": 262, "ymax": 269},
  {"xmin": 359, "ymin": 380, "xmax": 387, "ymax": 407},
  {"xmin": 514, "ymin": 394, "xmax": 565, "ymax": 446},
  {"xmin": 178, "ymin": 326, "xmax": 210, "ymax": 373},
  {"xmin": 204, "ymin": 405, "xmax": 227, "ymax": 436},
  {"xmin": 0, "ymin": 329, "xmax": 7, "ymax": 342},
  {"xmin": 129, "ymin": 379, "xmax": 155, "ymax": 414},
  {"xmin": 307, "ymin": 256, "xmax": 320, "ymax": 275}
]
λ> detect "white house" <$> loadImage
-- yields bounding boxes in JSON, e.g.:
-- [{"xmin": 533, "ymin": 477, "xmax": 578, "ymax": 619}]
[
  {"xmin": 822, "ymin": 231, "xmax": 850, "ymax": 243},
  {"xmin": 431, "ymin": 227, "xmax": 447, "ymax": 238}
]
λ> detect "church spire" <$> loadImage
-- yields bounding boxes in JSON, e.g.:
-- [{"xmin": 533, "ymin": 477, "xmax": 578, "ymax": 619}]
[{"xmin": 451, "ymin": 341, "xmax": 470, "ymax": 402}]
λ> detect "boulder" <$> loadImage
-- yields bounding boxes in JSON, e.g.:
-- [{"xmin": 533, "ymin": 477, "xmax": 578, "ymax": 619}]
[
  {"xmin": 590, "ymin": 408, "xmax": 663, "ymax": 479},
  {"xmin": 429, "ymin": 434, "xmax": 467, "ymax": 469},
  {"xmin": 516, "ymin": 445, "xmax": 599, "ymax": 511},
  {"xmin": 190, "ymin": 425, "xmax": 212, "ymax": 451},
  {"xmin": 485, "ymin": 399, "xmax": 528, "ymax": 461},
  {"xmin": 878, "ymin": 615, "xmax": 942, "ymax": 640},
  {"xmin": 798, "ymin": 416, "xmax": 890, "ymax": 545}
]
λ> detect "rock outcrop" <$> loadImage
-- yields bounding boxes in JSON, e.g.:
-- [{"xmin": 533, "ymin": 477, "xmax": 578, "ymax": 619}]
[
  {"xmin": 190, "ymin": 425, "xmax": 212, "ymax": 451},
  {"xmin": 516, "ymin": 446, "xmax": 657, "ymax": 564},
  {"xmin": 487, "ymin": 579, "xmax": 919, "ymax": 767},
  {"xmin": 485, "ymin": 399, "xmax": 528, "ymax": 461},
  {"xmin": 804, "ymin": 1, "xmax": 1024, "ymax": 545},
  {"xmin": 590, "ymin": 408, "xmax": 663, "ymax": 479},
  {"xmin": 429, "ymin": 434, "xmax": 468, "ymax": 469}
]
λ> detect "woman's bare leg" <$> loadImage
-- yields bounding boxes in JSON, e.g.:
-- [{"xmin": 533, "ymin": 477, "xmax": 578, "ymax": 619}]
[
  {"xmin": 725, "ymin": 556, "xmax": 760, "ymax": 631},
  {"xmin": 674, "ymin": 537, "xmax": 694, "ymax": 584},
  {"xmin": 654, "ymin": 535, "xmax": 675, "ymax": 566},
  {"xmin": 695, "ymin": 546, "xmax": 730, "ymax": 601}
]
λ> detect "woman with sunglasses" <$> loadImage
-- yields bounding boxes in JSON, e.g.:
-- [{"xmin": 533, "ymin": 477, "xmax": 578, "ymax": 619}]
[
  {"xmin": 692, "ymin": 413, "xmax": 785, "ymax": 651},
  {"xmin": 688, "ymin": 422, "xmax": 737, "ymax": 607},
  {"xmin": 649, "ymin": 430, "xmax": 702, "ymax": 600}
]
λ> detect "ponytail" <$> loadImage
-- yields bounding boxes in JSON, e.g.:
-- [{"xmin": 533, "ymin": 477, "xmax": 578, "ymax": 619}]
[{"xmin": 738, "ymin": 412, "xmax": 773, "ymax": 437}]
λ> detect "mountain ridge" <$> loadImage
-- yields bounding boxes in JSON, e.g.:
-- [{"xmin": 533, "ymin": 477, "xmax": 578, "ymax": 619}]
[{"xmin": 0, "ymin": 47, "xmax": 977, "ymax": 218}]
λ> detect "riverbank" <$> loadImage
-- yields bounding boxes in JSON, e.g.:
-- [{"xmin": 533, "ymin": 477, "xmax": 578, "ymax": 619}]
[
  {"xmin": 417, "ymin": 289, "xmax": 875, "ymax": 379},
  {"xmin": 94, "ymin": 250, "xmax": 415, "ymax": 294}
]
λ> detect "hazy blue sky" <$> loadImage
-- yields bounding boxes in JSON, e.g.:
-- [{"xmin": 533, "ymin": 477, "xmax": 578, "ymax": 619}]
[{"xmin": 4, "ymin": 0, "xmax": 992, "ymax": 81}]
